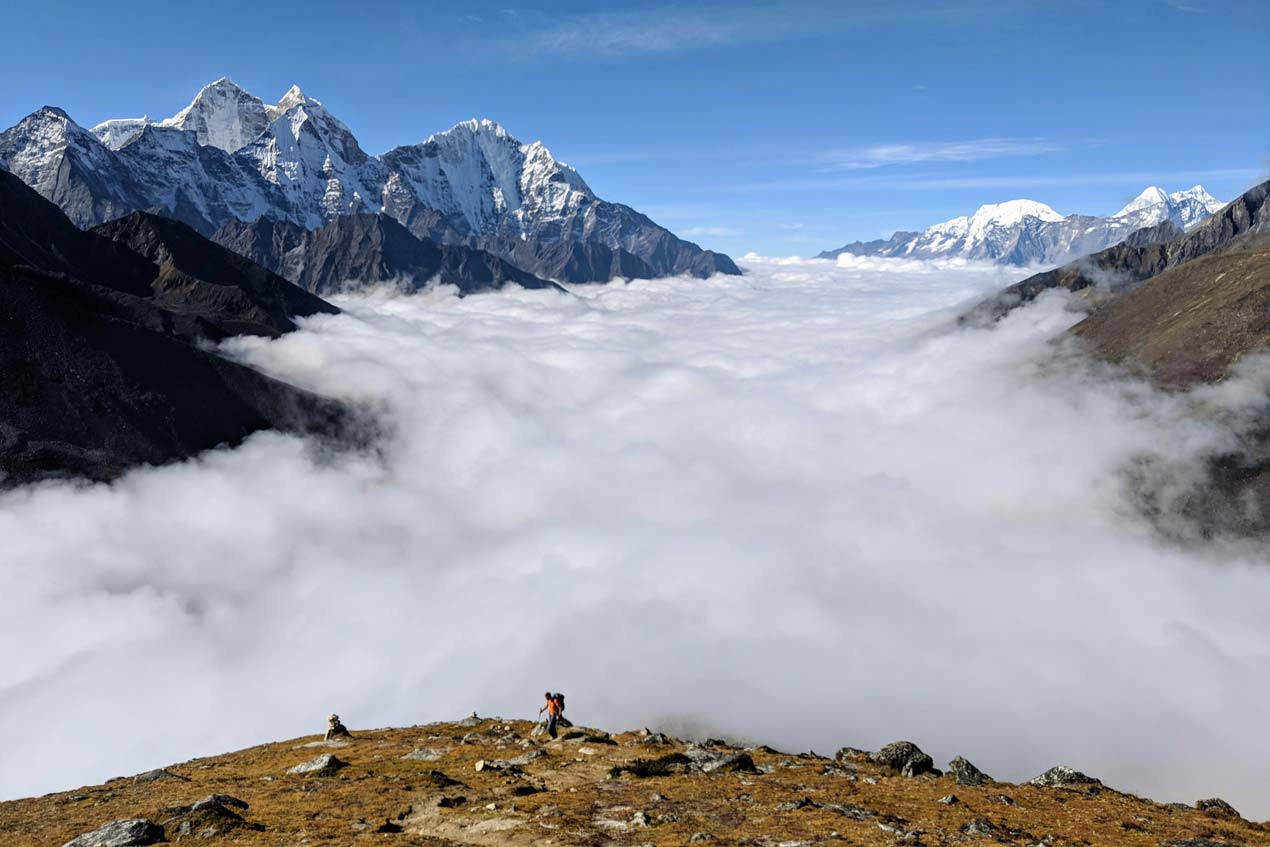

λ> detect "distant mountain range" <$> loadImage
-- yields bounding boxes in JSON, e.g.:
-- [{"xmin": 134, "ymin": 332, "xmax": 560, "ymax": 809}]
[
  {"xmin": 819, "ymin": 186, "xmax": 1224, "ymax": 266},
  {"xmin": 0, "ymin": 78, "xmax": 739, "ymax": 286}
]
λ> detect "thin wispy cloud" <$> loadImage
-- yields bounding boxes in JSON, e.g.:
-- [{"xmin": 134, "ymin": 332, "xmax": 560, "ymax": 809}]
[
  {"xmin": 502, "ymin": 2, "xmax": 1004, "ymax": 59},
  {"xmin": 816, "ymin": 138, "xmax": 1063, "ymax": 171},
  {"xmin": 736, "ymin": 167, "xmax": 1264, "ymax": 192},
  {"xmin": 680, "ymin": 225, "xmax": 741, "ymax": 237},
  {"xmin": 519, "ymin": 7, "xmax": 796, "ymax": 56}
]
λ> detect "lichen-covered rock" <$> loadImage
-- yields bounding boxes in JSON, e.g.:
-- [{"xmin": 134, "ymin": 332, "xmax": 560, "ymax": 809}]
[
  {"xmin": 871, "ymin": 741, "xmax": 936, "ymax": 777},
  {"xmin": 159, "ymin": 794, "xmax": 255, "ymax": 838},
  {"xmin": 131, "ymin": 768, "xmax": 186, "ymax": 785},
  {"xmin": 402, "ymin": 747, "xmax": 444, "ymax": 762},
  {"xmin": 61, "ymin": 819, "xmax": 165, "ymax": 847},
  {"xmin": 700, "ymin": 751, "xmax": 758, "ymax": 774},
  {"xmin": 1196, "ymin": 797, "xmax": 1241, "ymax": 819},
  {"xmin": 286, "ymin": 753, "xmax": 346, "ymax": 776},
  {"xmin": 947, "ymin": 755, "xmax": 990, "ymax": 786},
  {"xmin": 1028, "ymin": 765, "xmax": 1101, "ymax": 788}
]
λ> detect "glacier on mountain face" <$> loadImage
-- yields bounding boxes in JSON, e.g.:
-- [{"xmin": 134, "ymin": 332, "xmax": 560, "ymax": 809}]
[
  {"xmin": 820, "ymin": 185, "xmax": 1226, "ymax": 267},
  {"xmin": 0, "ymin": 79, "xmax": 738, "ymax": 283}
]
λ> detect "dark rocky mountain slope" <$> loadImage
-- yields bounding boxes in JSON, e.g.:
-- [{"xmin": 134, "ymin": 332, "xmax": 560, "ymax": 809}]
[
  {"xmin": 0, "ymin": 170, "xmax": 350, "ymax": 486},
  {"xmin": 213, "ymin": 214, "xmax": 563, "ymax": 295},
  {"xmin": 94, "ymin": 212, "xmax": 338, "ymax": 337}
]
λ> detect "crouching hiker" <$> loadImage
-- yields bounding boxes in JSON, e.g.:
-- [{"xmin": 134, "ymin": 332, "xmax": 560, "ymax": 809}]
[
  {"xmin": 538, "ymin": 691, "xmax": 562, "ymax": 739},
  {"xmin": 325, "ymin": 713, "xmax": 352, "ymax": 741}
]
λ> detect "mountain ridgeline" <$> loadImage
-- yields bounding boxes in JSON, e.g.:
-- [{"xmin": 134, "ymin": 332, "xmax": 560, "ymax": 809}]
[{"xmin": 0, "ymin": 79, "xmax": 740, "ymax": 288}]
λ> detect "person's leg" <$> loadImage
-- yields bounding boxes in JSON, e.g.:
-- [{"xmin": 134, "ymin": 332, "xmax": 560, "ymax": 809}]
[{"xmin": 547, "ymin": 713, "xmax": 557, "ymax": 739}]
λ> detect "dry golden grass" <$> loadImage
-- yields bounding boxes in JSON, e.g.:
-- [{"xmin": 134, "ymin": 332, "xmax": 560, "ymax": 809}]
[{"xmin": 4, "ymin": 718, "xmax": 1268, "ymax": 847}]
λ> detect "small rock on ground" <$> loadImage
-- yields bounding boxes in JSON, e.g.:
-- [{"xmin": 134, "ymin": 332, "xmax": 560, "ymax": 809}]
[{"xmin": 286, "ymin": 753, "xmax": 346, "ymax": 776}]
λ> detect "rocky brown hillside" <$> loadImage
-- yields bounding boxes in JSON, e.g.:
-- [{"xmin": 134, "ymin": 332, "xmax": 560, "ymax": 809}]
[{"xmin": 6, "ymin": 716, "xmax": 1268, "ymax": 847}]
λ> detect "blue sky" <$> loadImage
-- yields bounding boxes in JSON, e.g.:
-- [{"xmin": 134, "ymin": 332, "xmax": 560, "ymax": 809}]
[{"xmin": 2, "ymin": 0, "xmax": 1267, "ymax": 256}]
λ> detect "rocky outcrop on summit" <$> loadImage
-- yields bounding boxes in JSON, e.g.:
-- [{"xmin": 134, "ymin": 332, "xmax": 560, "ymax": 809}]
[
  {"xmin": 2, "ymin": 80, "xmax": 740, "ymax": 284},
  {"xmin": 0, "ymin": 169, "xmax": 350, "ymax": 486},
  {"xmin": 212, "ymin": 214, "xmax": 561, "ymax": 295}
]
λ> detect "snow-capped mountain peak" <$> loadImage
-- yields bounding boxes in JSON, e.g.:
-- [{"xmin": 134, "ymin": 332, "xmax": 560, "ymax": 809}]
[
  {"xmin": 1114, "ymin": 186, "xmax": 1170, "ymax": 218},
  {"xmin": 970, "ymin": 199, "xmax": 1064, "ymax": 227},
  {"xmin": 0, "ymin": 79, "xmax": 741, "ymax": 282},
  {"xmin": 275, "ymin": 84, "xmax": 308, "ymax": 115},
  {"xmin": 92, "ymin": 115, "xmax": 152, "ymax": 149},
  {"xmin": 160, "ymin": 77, "xmax": 271, "ymax": 154},
  {"xmin": 1111, "ymin": 184, "xmax": 1222, "ymax": 230}
]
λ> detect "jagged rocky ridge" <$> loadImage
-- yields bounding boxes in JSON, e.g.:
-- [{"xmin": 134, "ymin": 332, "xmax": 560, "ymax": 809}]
[
  {"xmin": 0, "ymin": 78, "xmax": 740, "ymax": 284},
  {"xmin": 819, "ymin": 187, "xmax": 1224, "ymax": 266},
  {"xmin": 12, "ymin": 717, "xmax": 1269, "ymax": 847},
  {"xmin": 0, "ymin": 168, "xmax": 352, "ymax": 486},
  {"xmin": 212, "ymin": 214, "xmax": 563, "ymax": 295}
]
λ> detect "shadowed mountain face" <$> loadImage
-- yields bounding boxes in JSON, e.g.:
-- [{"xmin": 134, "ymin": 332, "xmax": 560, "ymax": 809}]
[
  {"xmin": 94, "ymin": 212, "xmax": 339, "ymax": 338},
  {"xmin": 0, "ymin": 169, "xmax": 352, "ymax": 486},
  {"xmin": 212, "ymin": 214, "xmax": 564, "ymax": 295},
  {"xmin": 967, "ymin": 181, "xmax": 1270, "ymax": 322}
]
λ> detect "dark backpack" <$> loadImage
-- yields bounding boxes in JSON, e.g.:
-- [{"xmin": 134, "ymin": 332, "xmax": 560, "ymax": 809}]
[{"xmin": 553, "ymin": 692, "xmax": 565, "ymax": 712}]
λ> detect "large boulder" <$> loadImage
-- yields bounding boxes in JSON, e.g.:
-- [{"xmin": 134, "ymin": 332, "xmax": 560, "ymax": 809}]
[
  {"xmin": 871, "ymin": 741, "xmax": 937, "ymax": 777},
  {"xmin": 700, "ymin": 752, "xmax": 758, "ymax": 774},
  {"xmin": 1028, "ymin": 765, "xmax": 1101, "ymax": 788},
  {"xmin": 62, "ymin": 819, "xmax": 165, "ymax": 847},
  {"xmin": 1196, "ymin": 797, "xmax": 1241, "ymax": 819},
  {"xmin": 947, "ymin": 756, "xmax": 990, "ymax": 786},
  {"xmin": 159, "ymin": 795, "xmax": 254, "ymax": 839}
]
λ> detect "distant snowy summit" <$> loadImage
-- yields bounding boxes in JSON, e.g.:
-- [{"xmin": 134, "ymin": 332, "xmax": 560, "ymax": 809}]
[
  {"xmin": 819, "ymin": 186, "xmax": 1224, "ymax": 266},
  {"xmin": 0, "ymin": 78, "xmax": 738, "ymax": 284}
]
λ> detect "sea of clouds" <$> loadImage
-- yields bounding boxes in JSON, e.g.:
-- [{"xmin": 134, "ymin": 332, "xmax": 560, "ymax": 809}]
[{"xmin": 3, "ymin": 255, "xmax": 1270, "ymax": 814}]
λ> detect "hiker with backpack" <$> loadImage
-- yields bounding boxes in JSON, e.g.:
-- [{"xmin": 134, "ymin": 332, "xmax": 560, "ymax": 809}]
[{"xmin": 538, "ymin": 691, "xmax": 564, "ymax": 739}]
